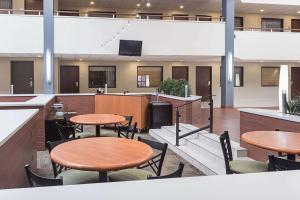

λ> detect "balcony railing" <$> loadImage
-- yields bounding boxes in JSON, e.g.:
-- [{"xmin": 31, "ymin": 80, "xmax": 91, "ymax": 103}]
[
  {"xmin": 175, "ymin": 95, "xmax": 214, "ymax": 146},
  {"xmin": 235, "ymin": 26, "xmax": 300, "ymax": 32}
]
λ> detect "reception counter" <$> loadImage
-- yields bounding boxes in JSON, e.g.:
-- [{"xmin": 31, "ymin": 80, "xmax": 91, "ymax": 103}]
[{"xmin": 240, "ymin": 108, "xmax": 300, "ymax": 161}]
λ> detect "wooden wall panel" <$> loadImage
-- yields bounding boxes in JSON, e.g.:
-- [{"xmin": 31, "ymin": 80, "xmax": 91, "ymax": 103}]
[{"xmin": 240, "ymin": 112, "xmax": 300, "ymax": 161}]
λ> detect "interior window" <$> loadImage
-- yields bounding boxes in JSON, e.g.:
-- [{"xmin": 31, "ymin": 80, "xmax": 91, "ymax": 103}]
[
  {"xmin": 89, "ymin": 66, "xmax": 116, "ymax": 88},
  {"xmin": 137, "ymin": 66, "xmax": 163, "ymax": 88}
]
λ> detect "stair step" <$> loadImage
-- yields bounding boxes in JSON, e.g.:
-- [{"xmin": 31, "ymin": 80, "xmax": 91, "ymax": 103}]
[{"xmin": 161, "ymin": 125, "xmax": 199, "ymax": 139}]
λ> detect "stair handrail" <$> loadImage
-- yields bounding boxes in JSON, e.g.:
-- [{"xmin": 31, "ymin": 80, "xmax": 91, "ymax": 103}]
[{"xmin": 175, "ymin": 95, "xmax": 215, "ymax": 146}]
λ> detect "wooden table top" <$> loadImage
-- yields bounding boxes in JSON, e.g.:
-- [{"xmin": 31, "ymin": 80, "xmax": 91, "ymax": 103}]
[
  {"xmin": 241, "ymin": 131, "xmax": 300, "ymax": 154},
  {"xmin": 50, "ymin": 137, "xmax": 153, "ymax": 171},
  {"xmin": 70, "ymin": 114, "xmax": 126, "ymax": 125}
]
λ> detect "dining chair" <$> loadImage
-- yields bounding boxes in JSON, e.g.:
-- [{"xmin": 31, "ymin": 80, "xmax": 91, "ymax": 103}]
[
  {"xmin": 268, "ymin": 155, "xmax": 300, "ymax": 171},
  {"xmin": 46, "ymin": 140, "xmax": 99, "ymax": 185},
  {"xmin": 55, "ymin": 121, "xmax": 94, "ymax": 139},
  {"xmin": 148, "ymin": 163, "xmax": 185, "ymax": 180},
  {"xmin": 108, "ymin": 137, "xmax": 168, "ymax": 181},
  {"xmin": 118, "ymin": 122, "xmax": 137, "ymax": 139},
  {"xmin": 103, "ymin": 115, "xmax": 133, "ymax": 133},
  {"xmin": 25, "ymin": 164, "xmax": 63, "ymax": 187},
  {"xmin": 220, "ymin": 131, "xmax": 269, "ymax": 174},
  {"xmin": 64, "ymin": 116, "xmax": 83, "ymax": 133}
]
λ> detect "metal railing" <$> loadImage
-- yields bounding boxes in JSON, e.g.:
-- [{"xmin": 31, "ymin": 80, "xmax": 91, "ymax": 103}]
[{"xmin": 175, "ymin": 95, "xmax": 215, "ymax": 146}]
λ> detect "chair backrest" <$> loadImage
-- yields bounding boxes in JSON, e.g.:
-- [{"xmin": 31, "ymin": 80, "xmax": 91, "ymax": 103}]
[
  {"xmin": 137, "ymin": 136, "xmax": 168, "ymax": 176},
  {"xmin": 219, "ymin": 131, "xmax": 233, "ymax": 174},
  {"xmin": 148, "ymin": 163, "xmax": 184, "ymax": 180},
  {"xmin": 25, "ymin": 164, "xmax": 63, "ymax": 187},
  {"xmin": 269, "ymin": 155, "xmax": 300, "ymax": 171},
  {"xmin": 46, "ymin": 139, "xmax": 71, "ymax": 177},
  {"xmin": 55, "ymin": 122, "xmax": 75, "ymax": 140},
  {"xmin": 118, "ymin": 122, "xmax": 137, "ymax": 139},
  {"xmin": 118, "ymin": 115, "xmax": 133, "ymax": 127}
]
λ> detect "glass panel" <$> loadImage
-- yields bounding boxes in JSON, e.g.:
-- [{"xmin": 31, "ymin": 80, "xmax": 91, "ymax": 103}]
[
  {"xmin": 137, "ymin": 67, "xmax": 162, "ymax": 88},
  {"xmin": 0, "ymin": 0, "xmax": 12, "ymax": 13},
  {"xmin": 235, "ymin": 17, "xmax": 244, "ymax": 31},
  {"xmin": 261, "ymin": 67, "xmax": 280, "ymax": 86},
  {"xmin": 262, "ymin": 18, "xmax": 283, "ymax": 32},
  {"xmin": 89, "ymin": 66, "xmax": 116, "ymax": 88},
  {"xmin": 234, "ymin": 67, "xmax": 244, "ymax": 87}
]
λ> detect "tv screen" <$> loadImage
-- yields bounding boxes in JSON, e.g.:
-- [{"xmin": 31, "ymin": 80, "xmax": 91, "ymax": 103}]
[{"xmin": 119, "ymin": 40, "xmax": 143, "ymax": 57}]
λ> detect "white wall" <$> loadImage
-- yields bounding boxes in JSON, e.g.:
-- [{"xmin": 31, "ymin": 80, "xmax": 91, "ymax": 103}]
[{"xmin": 235, "ymin": 31, "xmax": 300, "ymax": 61}]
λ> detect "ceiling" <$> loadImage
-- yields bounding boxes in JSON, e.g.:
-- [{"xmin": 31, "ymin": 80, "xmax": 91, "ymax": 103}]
[{"xmin": 59, "ymin": 0, "xmax": 300, "ymax": 15}]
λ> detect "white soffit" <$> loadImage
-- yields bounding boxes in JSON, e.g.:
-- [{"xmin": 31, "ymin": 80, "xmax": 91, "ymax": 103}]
[{"xmin": 241, "ymin": 0, "xmax": 300, "ymax": 6}]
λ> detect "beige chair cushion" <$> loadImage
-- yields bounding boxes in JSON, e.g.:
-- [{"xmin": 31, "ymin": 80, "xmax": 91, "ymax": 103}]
[
  {"xmin": 229, "ymin": 160, "xmax": 269, "ymax": 174},
  {"xmin": 108, "ymin": 169, "xmax": 155, "ymax": 182},
  {"xmin": 58, "ymin": 170, "xmax": 99, "ymax": 185},
  {"xmin": 101, "ymin": 132, "xmax": 118, "ymax": 138},
  {"xmin": 76, "ymin": 131, "xmax": 95, "ymax": 138}
]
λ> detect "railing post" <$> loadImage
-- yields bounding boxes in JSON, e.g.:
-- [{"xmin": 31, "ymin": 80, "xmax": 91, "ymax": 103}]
[
  {"xmin": 176, "ymin": 108, "xmax": 180, "ymax": 146},
  {"xmin": 208, "ymin": 97, "xmax": 214, "ymax": 133}
]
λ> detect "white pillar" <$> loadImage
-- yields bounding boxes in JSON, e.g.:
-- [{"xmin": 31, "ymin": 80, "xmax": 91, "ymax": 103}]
[{"xmin": 279, "ymin": 65, "xmax": 289, "ymax": 112}]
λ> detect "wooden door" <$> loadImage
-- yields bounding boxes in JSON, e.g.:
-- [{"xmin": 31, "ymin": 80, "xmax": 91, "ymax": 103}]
[
  {"xmin": 291, "ymin": 19, "xmax": 300, "ymax": 32},
  {"xmin": 11, "ymin": 61, "xmax": 34, "ymax": 94},
  {"xmin": 291, "ymin": 67, "xmax": 300, "ymax": 99},
  {"xmin": 196, "ymin": 67, "xmax": 212, "ymax": 98},
  {"xmin": 172, "ymin": 66, "xmax": 189, "ymax": 81},
  {"xmin": 60, "ymin": 66, "xmax": 80, "ymax": 93},
  {"xmin": 25, "ymin": 0, "xmax": 43, "ymax": 15}
]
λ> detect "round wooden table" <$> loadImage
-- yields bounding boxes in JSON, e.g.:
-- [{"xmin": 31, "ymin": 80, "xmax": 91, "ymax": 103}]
[
  {"xmin": 241, "ymin": 131, "xmax": 300, "ymax": 160},
  {"xmin": 70, "ymin": 114, "xmax": 125, "ymax": 137},
  {"xmin": 50, "ymin": 137, "xmax": 153, "ymax": 182}
]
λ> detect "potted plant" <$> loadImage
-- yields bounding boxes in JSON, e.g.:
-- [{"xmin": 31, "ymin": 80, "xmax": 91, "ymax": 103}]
[
  {"xmin": 286, "ymin": 96, "xmax": 300, "ymax": 116},
  {"xmin": 158, "ymin": 78, "xmax": 191, "ymax": 97}
]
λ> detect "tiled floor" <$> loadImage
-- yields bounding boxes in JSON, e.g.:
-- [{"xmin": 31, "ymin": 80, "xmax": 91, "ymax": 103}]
[{"xmin": 38, "ymin": 126, "xmax": 203, "ymax": 178}]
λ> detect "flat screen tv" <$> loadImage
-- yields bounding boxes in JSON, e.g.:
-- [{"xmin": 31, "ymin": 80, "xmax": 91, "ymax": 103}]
[{"xmin": 119, "ymin": 40, "xmax": 143, "ymax": 56}]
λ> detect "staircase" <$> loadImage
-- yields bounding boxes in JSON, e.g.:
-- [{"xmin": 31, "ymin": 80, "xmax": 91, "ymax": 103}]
[{"xmin": 149, "ymin": 123, "xmax": 251, "ymax": 175}]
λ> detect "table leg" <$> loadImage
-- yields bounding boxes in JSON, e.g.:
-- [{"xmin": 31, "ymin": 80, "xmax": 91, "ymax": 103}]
[
  {"xmin": 96, "ymin": 125, "xmax": 101, "ymax": 137},
  {"xmin": 99, "ymin": 171, "xmax": 108, "ymax": 182},
  {"xmin": 287, "ymin": 154, "xmax": 296, "ymax": 161}
]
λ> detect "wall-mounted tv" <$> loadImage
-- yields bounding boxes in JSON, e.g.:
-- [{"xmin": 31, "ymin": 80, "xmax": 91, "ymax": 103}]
[{"xmin": 119, "ymin": 40, "xmax": 143, "ymax": 57}]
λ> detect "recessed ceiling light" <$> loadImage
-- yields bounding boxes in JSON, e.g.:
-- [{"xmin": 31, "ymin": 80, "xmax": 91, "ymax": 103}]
[
  {"xmin": 137, "ymin": 3, "xmax": 141, "ymax": 7},
  {"xmin": 297, "ymin": 11, "xmax": 300, "ymax": 14},
  {"xmin": 137, "ymin": 59, "xmax": 141, "ymax": 62},
  {"xmin": 37, "ymin": 55, "xmax": 42, "ymax": 58},
  {"xmin": 90, "ymin": 1, "xmax": 95, "ymax": 5},
  {"xmin": 79, "ymin": 59, "xmax": 83, "ymax": 61},
  {"xmin": 146, "ymin": 2, "xmax": 151, "ymax": 7},
  {"xmin": 180, "ymin": 59, "xmax": 184, "ymax": 62},
  {"xmin": 136, "ymin": 14, "xmax": 140, "ymax": 18},
  {"xmin": 180, "ymin": 5, "xmax": 184, "ymax": 9},
  {"xmin": 260, "ymin": 9, "xmax": 264, "ymax": 12}
]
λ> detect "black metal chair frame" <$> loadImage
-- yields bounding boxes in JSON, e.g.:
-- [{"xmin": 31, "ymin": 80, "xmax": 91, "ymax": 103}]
[
  {"xmin": 25, "ymin": 164, "xmax": 63, "ymax": 187},
  {"xmin": 268, "ymin": 155, "xmax": 300, "ymax": 171},
  {"xmin": 46, "ymin": 139, "xmax": 73, "ymax": 177},
  {"xmin": 137, "ymin": 137, "xmax": 168, "ymax": 176},
  {"xmin": 219, "ymin": 131, "xmax": 235, "ymax": 174},
  {"xmin": 118, "ymin": 122, "xmax": 137, "ymax": 139},
  {"xmin": 116, "ymin": 115, "xmax": 133, "ymax": 131},
  {"xmin": 55, "ymin": 122, "xmax": 76, "ymax": 140},
  {"xmin": 148, "ymin": 163, "xmax": 184, "ymax": 180}
]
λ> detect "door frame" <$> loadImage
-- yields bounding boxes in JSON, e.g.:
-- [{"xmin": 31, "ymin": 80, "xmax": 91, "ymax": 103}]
[
  {"xmin": 10, "ymin": 61, "xmax": 34, "ymax": 94},
  {"xmin": 196, "ymin": 66, "xmax": 212, "ymax": 97},
  {"xmin": 291, "ymin": 67, "xmax": 300, "ymax": 99},
  {"xmin": 172, "ymin": 66, "xmax": 189, "ymax": 81},
  {"xmin": 59, "ymin": 65, "xmax": 80, "ymax": 93}
]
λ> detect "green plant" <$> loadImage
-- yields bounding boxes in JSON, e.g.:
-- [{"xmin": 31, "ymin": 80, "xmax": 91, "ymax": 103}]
[
  {"xmin": 158, "ymin": 78, "xmax": 191, "ymax": 97},
  {"xmin": 286, "ymin": 95, "xmax": 300, "ymax": 115}
]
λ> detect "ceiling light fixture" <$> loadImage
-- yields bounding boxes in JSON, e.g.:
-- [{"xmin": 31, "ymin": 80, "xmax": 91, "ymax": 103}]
[
  {"xmin": 146, "ymin": 1, "xmax": 151, "ymax": 7},
  {"xmin": 260, "ymin": 9, "xmax": 264, "ymax": 12},
  {"xmin": 79, "ymin": 59, "xmax": 83, "ymax": 61},
  {"xmin": 90, "ymin": 1, "xmax": 95, "ymax": 5},
  {"xmin": 297, "ymin": 11, "xmax": 300, "ymax": 14},
  {"xmin": 137, "ymin": 3, "xmax": 141, "ymax": 7},
  {"xmin": 180, "ymin": 5, "xmax": 184, "ymax": 9},
  {"xmin": 137, "ymin": 59, "xmax": 141, "ymax": 62},
  {"xmin": 241, "ymin": 0, "xmax": 300, "ymax": 6}
]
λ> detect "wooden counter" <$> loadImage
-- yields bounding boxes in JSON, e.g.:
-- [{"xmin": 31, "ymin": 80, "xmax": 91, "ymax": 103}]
[{"xmin": 95, "ymin": 95, "xmax": 150, "ymax": 129}]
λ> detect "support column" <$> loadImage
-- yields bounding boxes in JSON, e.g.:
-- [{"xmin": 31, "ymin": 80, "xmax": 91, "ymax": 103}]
[
  {"xmin": 221, "ymin": 0, "xmax": 235, "ymax": 108},
  {"xmin": 43, "ymin": 0, "xmax": 55, "ymax": 94}
]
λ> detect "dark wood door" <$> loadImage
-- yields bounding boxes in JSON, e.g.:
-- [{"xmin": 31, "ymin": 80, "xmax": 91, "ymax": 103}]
[
  {"xmin": 60, "ymin": 66, "xmax": 80, "ymax": 93},
  {"xmin": 25, "ymin": 0, "xmax": 43, "ymax": 15},
  {"xmin": 172, "ymin": 66, "xmax": 189, "ymax": 81},
  {"xmin": 292, "ymin": 19, "xmax": 300, "ymax": 32},
  {"xmin": 11, "ymin": 61, "xmax": 34, "ymax": 94},
  {"xmin": 196, "ymin": 67, "xmax": 212, "ymax": 98},
  {"xmin": 291, "ymin": 67, "xmax": 300, "ymax": 99}
]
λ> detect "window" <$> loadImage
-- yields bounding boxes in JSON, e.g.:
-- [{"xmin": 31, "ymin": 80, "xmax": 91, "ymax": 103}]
[
  {"xmin": 172, "ymin": 14, "xmax": 189, "ymax": 21},
  {"xmin": 0, "ymin": 0, "xmax": 11, "ymax": 14},
  {"xmin": 196, "ymin": 15, "xmax": 212, "ymax": 21},
  {"xmin": 220, "ymin": 66, "xmax": 244, "ymax": 87},
  {"xmin": 88, "ymin": 11, "xmax": 116, "ymax": 18},
  {"xmin": 261, "ymin": 67, "xmax": 280, "ymax": 87},
  {"xmin": 25, "ymin": 0, "xmax": 43, "ymax": 15},
  {"xmin": 261, "ymin": 18, "xmax": 283, "ymax": 32},
  {"xmin": 89, "ymin": 66, "xmax": 116, "ymax": 88},
  {"xmin": 234, "ymin": 67, "xmax": 244, "ymax": 87},
  {"xmin": 172, "ymin": 66, "xmax": 189, "ymax": 81},
  {"xmin": 235, "ymin": 17, "xmax": 244, "ymax": 31},
  {"xmin": 137, "ymin": 66, "xmax": 163, "ymax": 88},
  {"xmin": 138, "ymin": 13, "xmax": 163, "ymax": 20}
]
